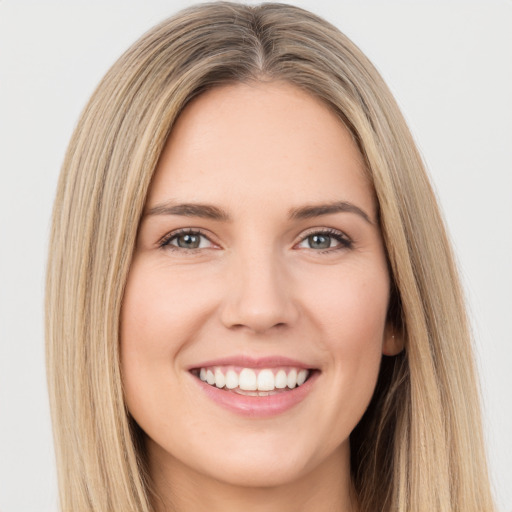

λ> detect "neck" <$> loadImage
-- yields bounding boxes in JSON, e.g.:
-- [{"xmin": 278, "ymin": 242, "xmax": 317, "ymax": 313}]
[{"xmin": 148, "ymin": 440, "xmax": 358, "ymax": 512}]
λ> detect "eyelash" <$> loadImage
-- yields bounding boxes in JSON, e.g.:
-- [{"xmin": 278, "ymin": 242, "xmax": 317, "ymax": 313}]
[
  {"xmin": 158, "ymin": 228, "xmax": 213, "ymax": 251},
  {"xmin": 158, "ymin": 227, "xmax": 353, "ymax": 253},
  {"xmin": 297, "ymin": 228, "xmax": 353, "ymax": 253}
]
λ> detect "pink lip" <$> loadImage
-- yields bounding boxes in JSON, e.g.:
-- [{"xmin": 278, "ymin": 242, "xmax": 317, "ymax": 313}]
[
  {"xmin": 190, "ymin": 369, "xmax": 319, "ymax": 418},
  {"xmin": 188, "ymin": 355, "xmax": 312, "ymax": 371}
]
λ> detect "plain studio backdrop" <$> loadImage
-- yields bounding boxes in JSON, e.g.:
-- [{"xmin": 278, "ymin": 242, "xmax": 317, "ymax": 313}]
[{"xmin": 0, "ymin": 1, "xmax": 511, "ymax": 511}]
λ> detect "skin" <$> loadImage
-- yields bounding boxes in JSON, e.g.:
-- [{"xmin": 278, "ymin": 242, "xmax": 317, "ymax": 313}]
[{"xmin": 120, "ymin": 81, "xmax": 402, "ymax": 512}]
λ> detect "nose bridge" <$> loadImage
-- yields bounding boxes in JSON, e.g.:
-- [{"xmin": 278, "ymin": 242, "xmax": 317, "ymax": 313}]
[{"xmin": 220, "ymin": 242, "xmax": 298, "ymax": 333}]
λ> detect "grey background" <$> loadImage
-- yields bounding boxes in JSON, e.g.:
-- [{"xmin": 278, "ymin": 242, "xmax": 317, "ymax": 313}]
[{"xmin": 1, "ymin": 1, "xmax": 511, "ymax": 510}]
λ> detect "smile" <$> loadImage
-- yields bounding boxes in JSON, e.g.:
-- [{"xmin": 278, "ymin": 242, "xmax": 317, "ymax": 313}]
[
  {"xmin": 193, "ymin": 366, "xmax": 310, "ymax": 395},
  {"xmin": 189, "ymin": 359, "xmax": 319, "ymax": 417}
]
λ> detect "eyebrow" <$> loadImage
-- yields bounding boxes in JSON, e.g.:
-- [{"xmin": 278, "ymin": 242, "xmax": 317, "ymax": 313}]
[
  {"xmin": 145, "ymin": 202, "xmax": 230, "ymax": 221},
  {"xmin": 288, "ymin": 201, "xmax": 372, "ymax": 224},
  {"xmin": 145, "ymin": 200, "xmax": 372, "ymax": 224}
]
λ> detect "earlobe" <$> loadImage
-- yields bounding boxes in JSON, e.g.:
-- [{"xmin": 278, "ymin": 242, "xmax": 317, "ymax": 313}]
[{"xmin": 382, "ymin": 323, "xmax": 405, "ymax": 356}]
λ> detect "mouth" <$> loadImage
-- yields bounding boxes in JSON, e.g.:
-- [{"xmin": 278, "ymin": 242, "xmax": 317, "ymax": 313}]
[
  {"xmin": 190, "ymin": 366, "xmax": 313, "ymax": 396},
  {"xmin": 189, "ymin": 359, "xmax": 319, "ymax": 417}
]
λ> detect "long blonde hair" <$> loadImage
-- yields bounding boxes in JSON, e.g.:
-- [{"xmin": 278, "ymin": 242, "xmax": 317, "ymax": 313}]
[{"xmin": 46, "ymin": 3, "xmax": 495, "ymax": 511}]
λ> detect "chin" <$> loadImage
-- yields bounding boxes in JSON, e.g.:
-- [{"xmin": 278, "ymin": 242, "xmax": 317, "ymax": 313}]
[{"xmin": 201, "ymin": 455, "xmax": 311, "ymax": 489}]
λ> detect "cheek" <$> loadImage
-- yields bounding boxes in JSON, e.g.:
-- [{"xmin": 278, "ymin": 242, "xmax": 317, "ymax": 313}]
[
  {"xmin": 304, "ymin": 260, "xmax": 389, "ymax": 348},
  {"xmin": 301, "ymin": 262, "xmax": 389, "ymax": 412},
  {"xmin": 121, "ymin": 259, "xmax": 216, "ymax": 356},
  {"xmin": 119, "ymin": 260, "xmax": 213, "ymax": 417}
]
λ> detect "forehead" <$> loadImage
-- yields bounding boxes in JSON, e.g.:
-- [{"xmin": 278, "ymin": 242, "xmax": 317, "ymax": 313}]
[{"xmin": 147, "ymin": 81, "xmax": 374, "ymax": 217}]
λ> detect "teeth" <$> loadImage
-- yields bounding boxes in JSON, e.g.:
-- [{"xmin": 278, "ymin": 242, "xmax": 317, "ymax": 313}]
[
  {"xmin": 275, "ymin": 370, "xmax": 287, "ymax": 389},
  {"xmin": 257, "ymin": 369, "xmax": 275, "ymax": 391},
  {"xmin": 287, "ymin": 369, "xmax": 297, "ymax": 389},
  {"xmin": 225, "ymin": 369, "xmax": 238, "ymax": 389},
  {"xmin": 239, "ymin": 368, "xmax": 257, "ymax": 391},
  {"xmin": 297, "ymin": 369, "xmax": 308, "ymax": 386},
  {"xmin": 206, "ymin": 369, "xmax": 215, "ymax": 385},
  {"xmin": 196, "ymin": 366, "xmax": 310, "ymax": 392},
  {"xmin": 214, "ymin": 368, "xmax": 225, "ymax": 388}
]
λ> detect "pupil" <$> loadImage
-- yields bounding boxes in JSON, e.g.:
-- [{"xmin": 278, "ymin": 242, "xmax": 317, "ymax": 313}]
[
  {"xmin": 178, "ymin": 234, "xmax": 200, "ymax": 248},
  {"xmin": 309, "ymin": 234, "xmax": 330, "ymax": 249}
]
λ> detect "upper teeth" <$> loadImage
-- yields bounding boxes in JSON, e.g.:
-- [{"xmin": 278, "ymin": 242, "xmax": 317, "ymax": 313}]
[{"xmin": 197, "ymin": 367, "xmax": 309, "ymax": 391}]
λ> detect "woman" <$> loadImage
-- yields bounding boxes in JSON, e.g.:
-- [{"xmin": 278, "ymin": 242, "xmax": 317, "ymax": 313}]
[{"xmin": 45, "ymin": 2, "xmax": 495, "ymax": 511}]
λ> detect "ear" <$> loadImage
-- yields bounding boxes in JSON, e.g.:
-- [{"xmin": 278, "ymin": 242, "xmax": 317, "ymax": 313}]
[{"xmin": 382, "ymin": 322, "xmax": 405, "ymax": 356}]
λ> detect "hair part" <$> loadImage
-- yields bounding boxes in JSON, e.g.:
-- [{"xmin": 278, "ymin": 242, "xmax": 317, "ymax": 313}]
[{"xmin": 46, "ymin": 2, "xmax": 495, "ymax": 511}]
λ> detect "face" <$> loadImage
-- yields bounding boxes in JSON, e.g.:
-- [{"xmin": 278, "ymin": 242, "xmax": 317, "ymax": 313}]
[{"xmin": 121, "ymin": 82, "xmax": 400, "ymax": 491}]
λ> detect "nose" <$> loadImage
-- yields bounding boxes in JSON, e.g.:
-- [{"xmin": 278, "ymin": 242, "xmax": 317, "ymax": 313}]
[{"xmin": 219, "ymin": 248, "xmax": 300, "ymax": 334}]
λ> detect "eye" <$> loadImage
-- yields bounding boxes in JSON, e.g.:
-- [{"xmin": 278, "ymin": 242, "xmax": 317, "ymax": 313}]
[
  {"xmin": 160, "ymin": 229, "xmax": 214, "ymax": 250},
  {"xmin": 296, "ymin": 229, "xmax": 352, "ymax": 251}
]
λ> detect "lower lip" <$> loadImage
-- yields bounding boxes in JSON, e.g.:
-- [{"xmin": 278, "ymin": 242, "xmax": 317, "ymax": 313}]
[{"xmin": 193, "ymin": 371, "xmax": 319, "ymax": 418}]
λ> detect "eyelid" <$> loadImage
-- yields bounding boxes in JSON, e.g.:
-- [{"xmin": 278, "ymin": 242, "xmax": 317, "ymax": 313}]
[
  {"xmin": 294, "ymin": 227, "xmax": 353, "ymax": 251},
  {"xmin": 157, "ymin": 226, "xmax": 352, "ymax": 252},
  {"xmin": 158, "ymin": 228, "xmax": 218, "ymax": 250}
]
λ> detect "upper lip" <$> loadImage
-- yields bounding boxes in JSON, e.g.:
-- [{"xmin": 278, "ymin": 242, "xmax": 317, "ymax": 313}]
[{"xmin": 188, "ymin": 355, "xmax": 314, "ymax": 370}]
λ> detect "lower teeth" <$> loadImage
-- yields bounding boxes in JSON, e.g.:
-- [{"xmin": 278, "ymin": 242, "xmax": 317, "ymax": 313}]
[{"xmin": 231, "ymin": 388, "xmax": 285, "ymax": 396}]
